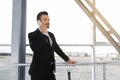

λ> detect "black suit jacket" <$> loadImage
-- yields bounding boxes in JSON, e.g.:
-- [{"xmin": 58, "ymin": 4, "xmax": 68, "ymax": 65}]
[{"xmin": 28, "ymin": 29, "xmax": 70, "ymax": 76}]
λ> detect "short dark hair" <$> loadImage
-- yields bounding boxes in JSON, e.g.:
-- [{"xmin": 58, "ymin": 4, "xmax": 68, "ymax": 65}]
[{"xmin": 37, "ymin": 11, "xmax": 48, "ymax": 21}]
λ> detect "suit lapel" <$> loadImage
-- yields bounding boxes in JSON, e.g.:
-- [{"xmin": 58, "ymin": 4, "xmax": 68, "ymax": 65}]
[
  {"xmin": 36, "ymin": 29, "xmax": 54, "ymax": 49},
  {"xmin": 48, "ymin": 32, "xmax": 54, "ymax": 47},
  {"xmin": 39, "ymin": 29, "xmax": 52, "ymax": 47}
]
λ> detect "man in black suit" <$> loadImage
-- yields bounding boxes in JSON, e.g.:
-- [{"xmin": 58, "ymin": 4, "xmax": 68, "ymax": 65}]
[{"xmin": 28, "ymin": 11, "xmax": 76, "ymax": 80}]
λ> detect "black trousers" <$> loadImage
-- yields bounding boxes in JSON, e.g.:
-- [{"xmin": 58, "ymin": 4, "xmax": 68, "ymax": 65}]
[{"xmin": 31, "ymin": 71, "xmax": 56, "ymax": 80}]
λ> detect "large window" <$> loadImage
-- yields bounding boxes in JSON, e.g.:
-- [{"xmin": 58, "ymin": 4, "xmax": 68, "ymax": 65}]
[
  {"xmin": 26, "ymin": 0, "xmax": 92, "ymax": 64},
  {"xmin": 0, "ymin": 0, "xmax": 12, "ymax": 63},
  {"xmin": 95, "ymin": 0, "xmax": 120, "ymax": 61},
  {"xmin": 0, "ymin": 0, "xmax": 12, "ymax": 80},
  {"xmin": 0, "ymin": 0, "xmax": 120, "ymax": 80}
]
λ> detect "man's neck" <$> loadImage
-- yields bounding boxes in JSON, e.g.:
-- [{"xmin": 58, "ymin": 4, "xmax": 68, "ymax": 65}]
[{"xmin": 39, "ymin": 27, "xmax": 48, "ymax": 33}]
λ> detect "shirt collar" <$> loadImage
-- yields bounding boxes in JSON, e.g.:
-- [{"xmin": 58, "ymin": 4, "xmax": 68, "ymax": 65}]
[{"xmin": 38, "ymin": 28, "xmax": 49, "ymax": 36}]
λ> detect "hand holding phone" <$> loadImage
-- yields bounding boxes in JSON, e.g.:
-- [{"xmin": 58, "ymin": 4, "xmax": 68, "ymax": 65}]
[{"xmin": 37, "ymin": 20, "xmax": 42, "ymax": 26}]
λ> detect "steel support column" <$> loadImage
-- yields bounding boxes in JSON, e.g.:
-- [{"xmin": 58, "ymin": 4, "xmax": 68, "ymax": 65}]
[{"xmin": 11, "ymin": 0, "xmax": 26, "ymax": 80}]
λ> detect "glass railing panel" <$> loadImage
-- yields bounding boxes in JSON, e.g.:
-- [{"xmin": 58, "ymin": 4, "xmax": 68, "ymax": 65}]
[
  {"xmin": 25, "ymin": 66, "xmax": 30, "ymax": 80},
  {"xmin": 0, "ymin": 67, "xmax": 11, "ymax": 80},
  {"xmin": 0, "ymin": 66, "xmax": 18, "ymax": 80},
  {"xmin": 0, "ymin": 62, "xmax": 120, "ymax": 80},
  {"xmin": 106, "ymin": 65, "xmax": 120, "ymax": 80},
  {"xmin": 95, "ymin": 65, "xmax": 104, "ymax": 80}
]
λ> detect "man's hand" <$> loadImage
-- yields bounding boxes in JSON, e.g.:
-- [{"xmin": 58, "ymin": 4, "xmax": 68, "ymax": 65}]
[{"xmin": 67, "ymin": 60, "xmax": 77, "ymax": 64}]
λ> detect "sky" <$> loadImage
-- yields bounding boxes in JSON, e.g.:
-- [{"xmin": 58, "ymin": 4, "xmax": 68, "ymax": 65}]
[{"xmin": 0, "ymin": 0, "xmax": 120, "ymax": 54}]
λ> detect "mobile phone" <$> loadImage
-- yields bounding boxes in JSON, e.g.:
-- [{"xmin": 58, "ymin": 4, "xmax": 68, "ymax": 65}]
[{"xmin": 37, "ymin": 20, "xmax": 42, "ymax": 26}]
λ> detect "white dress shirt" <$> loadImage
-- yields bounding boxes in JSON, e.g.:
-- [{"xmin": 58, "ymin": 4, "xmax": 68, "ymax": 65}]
[{"xmin": 39, "ymin": 28, "xmax": 53, "ymax": 46}]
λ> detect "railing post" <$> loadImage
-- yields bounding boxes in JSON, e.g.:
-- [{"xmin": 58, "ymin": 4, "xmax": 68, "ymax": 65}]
[
  {"xmin": 103, "ymin": 63, "xmax": 106, "ymax": 80},
  {"xmin": 67, "ymin": 70, "xmax": 71, "ymax": 80}
]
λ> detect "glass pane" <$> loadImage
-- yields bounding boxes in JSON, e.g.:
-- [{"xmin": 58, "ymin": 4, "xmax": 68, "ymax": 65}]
[
  {"xmin": 96, "ymin": 0, "xmax": 120, "ymax": 42},
  {"xmin": 0, "ymin": 0, "xmax": 12, "ymax": 63},
  {"xmin": 0, "ymin": 0, "xmax": 12, "ymax": 44},
  {"xmin": 26, "ymin": 0, "xmax": 92, "ymax": 45}
]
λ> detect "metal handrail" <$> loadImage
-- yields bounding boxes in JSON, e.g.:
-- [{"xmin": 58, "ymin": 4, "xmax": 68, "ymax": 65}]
[{"xmin": 0, "ymin": 62, "xmax": 120, "ymax": 67}]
